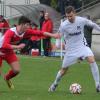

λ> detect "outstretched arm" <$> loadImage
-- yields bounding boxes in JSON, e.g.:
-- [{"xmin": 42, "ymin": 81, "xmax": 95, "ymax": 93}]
[
  {"xmin": 43, "ymin": 32, "xmax": 61, "ymax": 39},
  {"xmin": 85, "ymin": 19, "xmax": 100, "ymax": 31},
  {"xmin": 26, "ymin": 29, "xmax": 61, "ymax": 39},
  {"xmin": 92, "ymin": 23, "xmax": 100, "ymax": 31},
  {"xmin": 11, "ymin": 43, "xmax": 25, "ymax": 49}
]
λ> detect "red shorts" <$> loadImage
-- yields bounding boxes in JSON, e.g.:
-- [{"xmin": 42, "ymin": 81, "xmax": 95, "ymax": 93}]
[{"xmin": 0, "ymin": 48, "xmax": 18, "ymax": 66}]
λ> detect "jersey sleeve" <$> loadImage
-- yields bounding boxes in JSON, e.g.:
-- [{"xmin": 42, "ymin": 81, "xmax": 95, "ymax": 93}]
[
  {"xmin": 2, "ymin": 30, "xmax": 14, "ymax": 49},
  {"xmin": 25, "ymin": 29, "xmax": 44, "ymax": 37},
  {"xmin": 84, "ymin": 18, "xmax": 100, "ymax": 31}
]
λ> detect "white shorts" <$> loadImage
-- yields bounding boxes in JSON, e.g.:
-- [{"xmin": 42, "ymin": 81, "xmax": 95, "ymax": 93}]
[{"xmin": 62, "ymin": 46, "xmax": 94, "ymax": 68}]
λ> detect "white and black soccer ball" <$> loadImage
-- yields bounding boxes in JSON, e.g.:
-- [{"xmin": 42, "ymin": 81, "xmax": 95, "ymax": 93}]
[{"xmin": 69, "ymin": 83, "xmax": 82, "ymax": 94}]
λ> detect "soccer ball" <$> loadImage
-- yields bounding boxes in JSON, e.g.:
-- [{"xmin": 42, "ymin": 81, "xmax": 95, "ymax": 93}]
[{"xmin": 69, "ymin": 83, "xmax": 82, "ymax": 94}]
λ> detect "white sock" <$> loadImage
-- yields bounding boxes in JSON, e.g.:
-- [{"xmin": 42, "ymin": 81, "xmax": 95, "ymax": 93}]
[
  {"xmin": 54, "ymin": 71, "xmax": 62, "ymax": 85},
  {"xmin": 90, "ymin": 62, "xmax": 100, "ymax": 87}
]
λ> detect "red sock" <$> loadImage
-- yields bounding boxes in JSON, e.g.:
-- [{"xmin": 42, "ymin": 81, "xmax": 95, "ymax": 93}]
[{"xmin": 5, "ymin": 70, "xmax": 19, "ymax": 80}]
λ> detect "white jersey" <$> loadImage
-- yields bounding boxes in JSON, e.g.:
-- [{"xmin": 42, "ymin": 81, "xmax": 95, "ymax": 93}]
[{"xmin": 58, "ymin": 16, "xmax": 100, "ymax": 51}]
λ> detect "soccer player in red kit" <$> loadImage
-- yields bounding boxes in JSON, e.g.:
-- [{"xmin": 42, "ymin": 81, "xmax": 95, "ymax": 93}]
[{"xmin": 0, "ymin": 16, "xmax": 59, "ymax": 89}]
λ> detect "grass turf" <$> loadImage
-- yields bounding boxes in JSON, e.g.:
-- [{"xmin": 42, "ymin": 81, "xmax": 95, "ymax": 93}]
[{"xmin": 0, "ymin": 55, "xmax": 100, "ymax": 100}]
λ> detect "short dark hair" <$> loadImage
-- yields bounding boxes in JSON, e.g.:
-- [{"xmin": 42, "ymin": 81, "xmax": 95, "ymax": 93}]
[
  {"xmin": 65, "ymin": 6, "xmax": 75, "ymax": 14},
  {"xmin": 18, "ymin": 16, "xmax": 31, "ymax": 25}
]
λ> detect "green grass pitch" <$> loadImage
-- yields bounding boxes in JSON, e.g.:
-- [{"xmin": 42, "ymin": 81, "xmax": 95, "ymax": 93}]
[{"xmin": 0, "ymin": 55, "xmax": 100, "ymax": 100}]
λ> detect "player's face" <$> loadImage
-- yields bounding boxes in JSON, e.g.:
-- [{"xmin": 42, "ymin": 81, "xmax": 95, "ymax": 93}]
[
  {"xmin": 44, "ymin": 13, "xmax": 49, "ymax": 20},
  {"xmin": 21, "ymin": 23, "xmax": 31, "ymax": 32},
  {"xmin": 66, "ymin": 11, "xmax": 75, "ymax": 23},
  {"xmin": 18, "ymin": 23, "xmax": 31, "ymax": 35}
]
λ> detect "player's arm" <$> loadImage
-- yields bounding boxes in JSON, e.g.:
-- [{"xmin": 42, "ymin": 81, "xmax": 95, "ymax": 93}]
[
  {"xmin": 2, "ymin": 30, "xmax": 13, "ymax": 49},
  {"xmin": 11, "ymin": 43, "xmax": 25, "ymax": 49},
  {"xmin": 26, "ymin": 29, "xmax": 60, "ymax": 39},
  {"xmin": 26, "ymin": 29, "xmax": 44, "ymax": 36},
  {"xmin": 85, "ymin": 19, "xmax": 100, "ymax": 31},
  {"xmin": 3, "ymin": 30, "xmax": 25, "ymax": 50},
  {"xmin": 44, "ymin": 21, "xmax": 63, "ymax": 39},
  {"xmin": 43, "ymin": 32, "xmax": 61, "ymax": 39}
]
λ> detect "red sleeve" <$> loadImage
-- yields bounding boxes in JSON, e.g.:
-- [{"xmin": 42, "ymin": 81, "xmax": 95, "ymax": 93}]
[
  {"xmin": 2, "ymin": 30, "xmax": 14, "ymax": 49},
  {"xmin": 24, "ymin": 29, "xmax": 44, "ymax": 38}
]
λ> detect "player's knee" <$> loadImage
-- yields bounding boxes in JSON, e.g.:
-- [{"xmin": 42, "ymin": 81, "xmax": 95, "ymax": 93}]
[
  {"xmin": 88, "ymin": 59, "xmax": 95, "ymax": 63},
  {"xmin": 61, "ymin": 68, "xmax": 68, "ymax": 75},
  {"xmin": 87, "ymin": 56, "xmax": 95, "ymax": 63},
  {"xmin": 89, "ymin": 60, "xmax": 95, "ymax": 63},
  {"xmin": 13, "ymin": 69, "xmax": 20, "ymax": 74}
]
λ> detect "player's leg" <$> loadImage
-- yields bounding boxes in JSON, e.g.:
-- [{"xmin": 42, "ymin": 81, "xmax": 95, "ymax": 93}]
[
  {"xmin": 87, "ymin": 56, "xmax": 100, "ymax": 92},
  {"xmin": 4, "ymin": 53, "xmax": 20, "ymax": 89},
  {"xmin": 84, "ymin": 46, "xmax": 100, "ymax": 92},
  {"xmin": 5, "ymin": 61, "xmax": 20, "ymax": 89},
  {"xmin": 48, "ymin": 54, "xmax": 78, "ymax": 92},
  {"xmin": 5, "ymin": 61, "xmax": 20, "ymax": 80},
  {"xmin": 48, "ymin": 68, "xmax": 68, "ymax": 92}
]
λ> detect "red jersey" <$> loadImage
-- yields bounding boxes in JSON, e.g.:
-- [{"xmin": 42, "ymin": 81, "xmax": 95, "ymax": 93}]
[{"xmin": 0, "ymin": 27, "xmax": 44, "ymax": 49}]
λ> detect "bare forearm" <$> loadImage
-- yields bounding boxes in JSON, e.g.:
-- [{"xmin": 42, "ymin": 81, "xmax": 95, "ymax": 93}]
[
  {"xmin": 11, "ymin": 45, "xmax": 18, "ymax": 49},
  {"xmin": 43, "ymin": 32, "xmax": 60, "ymax": 39},
  {"xmin": 43, "ymin": 32, "xmax": 53, "ymax": 37},
  {"xmin": 11, "ymin": 43, "xmax": 25, "ymax": 49}
]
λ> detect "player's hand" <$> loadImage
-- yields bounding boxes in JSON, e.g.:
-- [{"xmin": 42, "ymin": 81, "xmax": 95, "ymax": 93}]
[
  {"xmin": 17, "ymin": 43, "xmax": 25, "ymax": 49},
  {"xmin": 53, "ymin": 33, "xmax": 61, "ymax": 39},
  {"xmin": 44, "ymin": 32, "xmax": 61, "ymax": 39}
]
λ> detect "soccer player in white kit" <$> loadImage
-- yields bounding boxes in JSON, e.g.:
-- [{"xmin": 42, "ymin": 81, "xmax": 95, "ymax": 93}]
[{"xmin": 48, "ymin": 6, "xmax": 100, "ymax": 92}]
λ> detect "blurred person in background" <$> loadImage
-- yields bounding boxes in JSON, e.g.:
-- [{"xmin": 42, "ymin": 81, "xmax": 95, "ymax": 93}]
[
  {"xmin": 0, "ymin": 15, "xmax": 10, "ymax": 35},
  {"xmin": 39, "ymin": 11, "xmax": 45, "ymax": 55},
  {"xmin": 42, "ymin": 12, "xmax": 53, "ymax": 56},
  {"xmin": 39, "ymin": 11, "xmax": 45, "ymax": 30}
]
